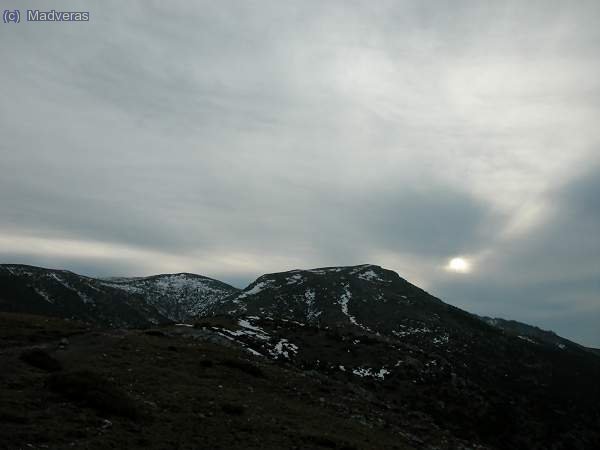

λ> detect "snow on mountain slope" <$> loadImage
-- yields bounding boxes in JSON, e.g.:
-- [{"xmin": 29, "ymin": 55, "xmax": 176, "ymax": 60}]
[
  {"xmin": 207, "ymin": 264, "xmax": 484, "ymax": 343},
  {"xmin": 0, "ymin": 264, "xmax": 168, "ymax": 327},
  {"xmin": 206, "ymin": 264, "xmax": 599, "ymax": 374},
  {"xmin": 101, "ymin": 273, "xmax": 239, "ymax": 322},
  {"xmin": 0, "ymin": 265, "xmax": 238, "ymax": 326}
]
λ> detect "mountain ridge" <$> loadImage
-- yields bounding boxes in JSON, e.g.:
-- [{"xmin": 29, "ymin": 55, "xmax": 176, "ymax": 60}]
[
  {"xmin": 2, "ymin": 262, "xmax": 600, "ymax": 448},
  {"xmin": 0, "ymin": 264, "xmax": 238, "ymax": 326},
  {"xmin": 1, "ymin": 262, "xmax": 596, "ymax": 351}
]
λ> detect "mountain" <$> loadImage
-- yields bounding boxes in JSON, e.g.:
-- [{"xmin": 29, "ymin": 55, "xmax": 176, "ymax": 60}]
[
  {"xmin": 100, "ymin": 273, "xmax": 239, "ymax": 322},
  {"xmin": 209, "ymin": 264, "xmax": 513, "ymax": 341},
  {"xmin": 479, "ymin": 316, "xmax": 600, "ymax": 354},
  {"xmin": 0, "ymin": 264, "xmax": 166, "ymax": 328},
  {"xmin": 2, "ymin": 263, "xmax": 599, "ymax": 448},
  {"xmin": 203, "ymin": 264, "xmax": 600, "ymax": 449},
  {"xmin": 0, "ymin": 265, "xmax": 238, "ymax": 327}
]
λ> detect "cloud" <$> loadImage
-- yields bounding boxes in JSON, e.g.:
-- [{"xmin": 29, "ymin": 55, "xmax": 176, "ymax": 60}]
[
  {"xmin": 354, "ymin": 186, "xmax": 497, "ymax": 257},
  {"xmin": 433, "ymin": 166, "xmax": 600, "ymax": 347},
  {"xmin": 1, "ymin": 1, "xmax": 599, "ymax": 344}
]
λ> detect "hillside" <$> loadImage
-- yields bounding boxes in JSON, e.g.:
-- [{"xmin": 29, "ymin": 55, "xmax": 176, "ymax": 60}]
[
  {"xmin": 202, "ymin": 264, "xmax": 600, "ymax": 448},
  {"xmin": 1, "ymin": 263, "xmax": 599, "ymax": 449},
  {"xmin": 209, "ymin": 264, "xmax": 491, "ymax": 336},
  {"xmin": 0, "ymin": 265, "xmax": 238, "ymax": 327},
  {"xmin": 479, "ymin": 316, "xmax": 600, "ymax": 355},
  {"xmin": 100, "ymin": 273, "xmax": 239, "ymax": 322}
]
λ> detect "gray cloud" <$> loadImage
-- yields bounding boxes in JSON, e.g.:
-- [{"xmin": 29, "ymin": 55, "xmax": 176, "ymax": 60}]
[
  {"xmin": 352, "ymin": 187, "xmax": 497, "ymax": 257},
  {"xmin": 434, "ymin": 166, "xmax": 600, "ymax": 346},
  {"xmin": 1, "ymin": 1, "xmax": 599, "ymax": 345}
]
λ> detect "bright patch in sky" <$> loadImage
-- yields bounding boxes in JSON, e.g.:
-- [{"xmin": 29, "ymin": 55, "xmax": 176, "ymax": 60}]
[{"xmin": 447, "ymin": 257, "xmax": 470, "ymax": 274}]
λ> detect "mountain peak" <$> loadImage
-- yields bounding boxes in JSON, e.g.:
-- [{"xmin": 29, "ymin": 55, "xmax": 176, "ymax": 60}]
[
  {"xmin": 253, "ymin": 264, "xmax": 400, "ymax": 285},
  {"xmin": 208, "ymin": 264, "xmax": 452, "ymax": 336}
]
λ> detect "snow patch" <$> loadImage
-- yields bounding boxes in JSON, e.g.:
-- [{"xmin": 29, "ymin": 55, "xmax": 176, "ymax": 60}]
[
  {"xmin": 245, "ymin": 347, "xmax": 263, "ymax": 356},
  {"xmin": 485, "ymin": 318, "xmax": 499, "ymax": 327},
  {"xmin": 286, "ymin": 274, "xmax": 303, "ymax": 285},
  {"xmin": 3, "ymin": 266, "xmax": 34, "ymax": 276},
  {"xmin": 518, "ymin": 335, "xmax": 537, "ymax": 344},
  {"xmin": 50, "ymin": 273, "xmax": 94, "ymax": 304},
  {"xmin": 304, "ymin": 289, "xmax": 321, "ymax": 322},
  {"xmin": 307, "ymin": 267, "xmax": 344, "ymax": 275},
  {"xmin": 237, "ymin": 281, "xmax": 270, "ymax": 300},
  {"xmin": 338, "ymin": 284, "xmax": 371, "ymax": 330},
  {"xmin": 34, "ymin": 288, "xmax": 53, "ymax": 304},
  {"xmin": 228, "ymin": 318, "xmax": 270, "ymax": 341},
  {"xmin": 392, "ymin": 325, "xmax": 432, "ymax": 338},
  {"xmin": 352, "ymin": 367, "xmax": 390, "ymax": 380},
  {"xmin": 270, "ymin": 339, "xmax": 298, "ymax": 359},
  {"xmin": 358, "ymin": 269, "xmax": 384, "ymax": 282},
  {"xmin": 349, "ymin": 264, "xmax": 375, "ymax": 275},
  {"xmin": 432, "ymin": 334, "xmax": 450, "ymax": 345}
]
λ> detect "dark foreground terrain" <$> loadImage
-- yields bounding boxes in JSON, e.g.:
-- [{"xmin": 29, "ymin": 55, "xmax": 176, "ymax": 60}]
[
  {"xmin": 2, "ymin": 311, "xmax": 600, "ymax": 450},
  {"xmin": 1, "ymin": 264, "xmax": 600, "ymax": 449},
  {"xmin": 0, "ymin": 312, "xmax": 436, "ymax": 450}
]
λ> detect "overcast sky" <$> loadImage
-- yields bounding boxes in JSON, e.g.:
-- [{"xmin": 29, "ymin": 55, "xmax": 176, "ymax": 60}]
[{"xmin": 1, "ymin": 1, "xmax": 599, "ymax": 346}]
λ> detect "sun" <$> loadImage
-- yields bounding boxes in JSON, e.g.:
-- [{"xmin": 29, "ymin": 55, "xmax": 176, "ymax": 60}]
[{"xmin": 447, "ymin": 257, "xmax": 471, "ymax": 273}]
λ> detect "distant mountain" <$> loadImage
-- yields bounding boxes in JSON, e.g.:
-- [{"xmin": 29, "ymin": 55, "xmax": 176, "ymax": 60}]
[
  {"xmin": 0, "ymin": 265, "xmax": 238, "ymax": 327},
  {"xmin": 0, "ymin": 264, "xmax": 166, "ymax": 327},
  {"xmin": 101, "ymin": 273, "xmax": 239, "ymax": 322},
  {"xmin": 479, "ymin": 316, "xmax": 599, "ymax": 354}
]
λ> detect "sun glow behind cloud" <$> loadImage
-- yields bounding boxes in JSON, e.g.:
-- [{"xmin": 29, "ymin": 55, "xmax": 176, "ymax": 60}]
[{"xmin": 446, "ymin": 257, "xmax": 471, "ymax": 274}]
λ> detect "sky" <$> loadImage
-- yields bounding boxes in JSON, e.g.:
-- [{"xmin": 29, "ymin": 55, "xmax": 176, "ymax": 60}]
[{"xmin": 1, "ymin": 1, "xmax": 599, "ymax": 346}]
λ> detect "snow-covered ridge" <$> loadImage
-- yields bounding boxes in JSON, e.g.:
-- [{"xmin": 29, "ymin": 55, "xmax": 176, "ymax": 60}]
[
  {"xmin": 101, "ymin": 273, "xmax": 238, "ymax": 322},
  {"xmin": 102, "ymin": 273, "xmax": 217, "ymax": 292}
]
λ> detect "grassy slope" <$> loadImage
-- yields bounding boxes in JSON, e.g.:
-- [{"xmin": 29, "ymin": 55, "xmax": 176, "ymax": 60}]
[{"xmin": 0, "ymin": 313, "xmax": 415, "ymax": 450}]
